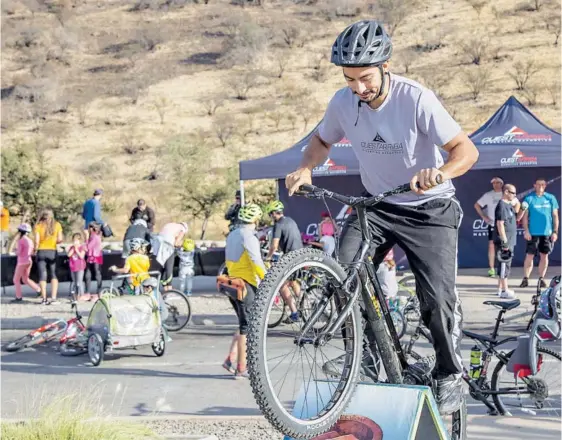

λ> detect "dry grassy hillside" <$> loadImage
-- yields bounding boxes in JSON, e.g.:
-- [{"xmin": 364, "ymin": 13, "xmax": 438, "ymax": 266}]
[{"xmin": 1, "ymin": 0, "xmax": 560, "ymax": 239}]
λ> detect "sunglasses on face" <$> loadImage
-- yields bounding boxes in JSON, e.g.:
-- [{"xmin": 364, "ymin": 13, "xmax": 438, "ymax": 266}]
[{"xmin": 507, "ymin": 190, "xmax": 516, "ymax": 195}]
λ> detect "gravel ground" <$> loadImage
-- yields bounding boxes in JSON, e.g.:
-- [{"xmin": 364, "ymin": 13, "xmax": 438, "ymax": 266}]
[{"xmin": 144, "ymin": 419, "xmax": 279, "ymax": 440}]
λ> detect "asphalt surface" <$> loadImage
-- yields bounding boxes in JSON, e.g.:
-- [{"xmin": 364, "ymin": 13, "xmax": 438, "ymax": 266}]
[{"xmin": 2, "ymin": 268, "xmax": 561, "ymax": 440}]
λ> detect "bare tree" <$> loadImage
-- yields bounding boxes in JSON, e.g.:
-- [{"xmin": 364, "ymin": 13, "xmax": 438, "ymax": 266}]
[
  {"xmin": 322, "ymin": 0, "xmax": 363, "ymax": 20},
  {"xmin": 398, "ymin": 47, "xmax": 419, "ymax": 74},
  {"xmin": 279, "ymin": 20, "xmax": 305, "ymax": 48},
  {"xmin": 459, "ymin": 34, "xmax": 488, "ymax": 65},
  {"xmin": 268, "ymin": 110, "xmax": 284, "ymax": 130},
  {"xmin": 298, "ymin": 100, "xmax": 320, "ymax": 131},
  {"xmin": 151, "ymin": 97, "xmax": 170, "ymax": 124},
  {"xmin": 532, "ymin": 0, "xmax": 543, "ymax": 11},
  {"xmin": 545, "ymin": 15, "xmax": 561, "ymax": 46},
  {"xmin": 213, "ymin": 114, "xmax": 237, "ymax": 147},
  {"xmin": 241, "ymin": 106, "xmax": 259, "ymax": 137},
  {"xmin": 523, "ymin": 82, "xmax": 540, "ymax": 106},
  {"xmin": 546, "ymin": 80, "xmax": 560, "ymax": 106},
  {"xmin": 465, "ymin": 0, "xmax": 488, "ymax": 16},
  {"xmin": 310, "ymin": 54, "xmax": 328, "ymax": 82},
  {"xmin": 76, "ymin": 102, "xmax": 89, "ymax": 126},
  {"xmin": 286, "ymin": 112, "xmax": 298, "ymax": 131},
  {"xmin": 221, "ymin": 20, "xmax": 271, "ymax": 67},
  {"xmin": 370, "ymin": 0, "xmax": 419, "ymax": 37},
  {"xmin": 464, "ymin": 67, "xmax": 491, "ymax": 100},
  {"xmin": 201, "ymin": 94, "xmax": 225, "ymax": 116},
  {"xmin": 420, "ymin": 71, "xmax": 448, "ymax": 99},
  {"xmin": 275, "ymin": 51, "xmax": 291, "ymax": 78},
  {"xmin": 226, "ymin": 70, "xmax": 259, "ymax": 100},
  {"xmin": 508, "ymin": 59, "xmax": 539, "ymax": 91}
]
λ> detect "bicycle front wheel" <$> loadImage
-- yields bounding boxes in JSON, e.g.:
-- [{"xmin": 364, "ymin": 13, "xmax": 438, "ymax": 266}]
[
  {"xmin": 162, "ymin": 290, "xmax": 192, "ymax": 332},
  {"xmin": 247, "ymin": 248, "xmax": 362, "ymax": 439}
]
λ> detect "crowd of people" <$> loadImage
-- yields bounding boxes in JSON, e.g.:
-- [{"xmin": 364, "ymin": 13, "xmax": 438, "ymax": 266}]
[
  {"xmin": 474, "ymin": 177, "xmax": 559, "ymax": 299},
  {"xmin": 2, "ymin": 189, "xmax": 197, "ymax": 305}
]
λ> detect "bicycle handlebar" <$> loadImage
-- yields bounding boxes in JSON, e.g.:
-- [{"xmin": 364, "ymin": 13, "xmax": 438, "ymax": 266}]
[{"xmin": 298, "ymin": 175, "xmax": 442, "ymax": 207}]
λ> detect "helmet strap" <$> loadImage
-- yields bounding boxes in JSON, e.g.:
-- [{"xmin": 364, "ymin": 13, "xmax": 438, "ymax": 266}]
[{"xmin": 374, "ymin": 65, "xmax": 387, "ymax": 100}]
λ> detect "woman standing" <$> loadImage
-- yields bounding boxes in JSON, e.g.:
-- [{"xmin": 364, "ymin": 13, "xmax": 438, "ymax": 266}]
[{"xmin": 34, "ymin": 209, "xmax": 63, "ymax": 305}]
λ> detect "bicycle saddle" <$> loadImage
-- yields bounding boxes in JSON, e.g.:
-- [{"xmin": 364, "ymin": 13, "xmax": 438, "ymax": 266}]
[{"xmin": 483, "ymin": 299, "xmax": 521, "ymax": 310}]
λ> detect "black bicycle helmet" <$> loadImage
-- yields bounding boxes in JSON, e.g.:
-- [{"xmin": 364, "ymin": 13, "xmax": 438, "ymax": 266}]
[
  {"xmin": 496, "ymin": 248, "xmax": 513, "ymax": 263},
  {"xmin": 331, "ymin": 20, "xmax": 392, "ymax": 67}
]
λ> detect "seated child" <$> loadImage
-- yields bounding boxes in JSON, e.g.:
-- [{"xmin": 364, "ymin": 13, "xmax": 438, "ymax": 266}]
[{"xmin": 110, "ymin": 238, "xmax": 150, "ymax": 293}]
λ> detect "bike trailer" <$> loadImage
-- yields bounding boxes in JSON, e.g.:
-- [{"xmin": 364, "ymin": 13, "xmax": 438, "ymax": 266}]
[{"xmin": 87, "ymin": 294, "xmax": 162, "ymax": 348}]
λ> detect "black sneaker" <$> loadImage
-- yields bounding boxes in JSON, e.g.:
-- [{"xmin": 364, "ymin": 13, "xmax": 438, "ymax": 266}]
[
  {"xmin": 433, "ymin": 373, "xmax": 464, "ymax": 415},
  {"xmin": 10, "ymin": 298, "xmax": 23, "ymax": 303},
  {"xmin": 539, "ymin": 278, "xmax": 547, "ymax": 288},
  {"xmin": 519, "ymin": 277, "xmax": 529, "ymax": 288},
  {"xmin": 322, "ymin": 351, "xmax": 379, "ymax": 382},
  {"xmin": 40, "ymin": 299, "xmax": 50, "ymax": 305}
]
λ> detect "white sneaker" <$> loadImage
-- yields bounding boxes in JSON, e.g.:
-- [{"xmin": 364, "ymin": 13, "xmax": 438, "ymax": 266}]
[
  {"xmin": 497, "ymin": 289, "xmax": 503, "ymax": 297},
  {"xmin": 500, "ymin": 289, "xmax": 516, "ymax": 299}
]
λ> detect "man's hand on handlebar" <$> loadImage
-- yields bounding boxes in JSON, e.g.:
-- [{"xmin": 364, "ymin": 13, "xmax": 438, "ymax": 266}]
[
  {"xmin": 286, "ymin": 168, "xmax": 312, "ymax": 196},
  {"xmin": 410, "ymin": 168, "xmax": 445, "ymax": 195}
]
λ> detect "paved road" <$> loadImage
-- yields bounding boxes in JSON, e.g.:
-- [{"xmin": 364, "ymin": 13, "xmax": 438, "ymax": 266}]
[{"xmin": 2, "ymin": 268, "xmax": 561, "ymax": 440}]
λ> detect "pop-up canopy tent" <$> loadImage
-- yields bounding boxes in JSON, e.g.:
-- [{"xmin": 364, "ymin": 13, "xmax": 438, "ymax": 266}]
[
  {"xmin": 238, "ymin": 96, "xmax": 561, "ymax": 268},
  {"xmin": 452, "ymin": 96, "xmax": 561, "ymax": 267}
]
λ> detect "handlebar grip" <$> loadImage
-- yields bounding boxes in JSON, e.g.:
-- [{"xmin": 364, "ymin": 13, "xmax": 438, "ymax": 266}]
[
  {"xmin": 298, "ymin": 184, "xmax": 316, "ymax": 193},
  {"xmin": 436, "ymin": 174, "xmax": 443, "ymax": 184}
]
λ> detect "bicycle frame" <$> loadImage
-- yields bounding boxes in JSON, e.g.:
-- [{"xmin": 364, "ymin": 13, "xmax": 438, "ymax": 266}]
[{"xmin": 296, "ymin": 185, "xmax": 411, "ymax": 370}]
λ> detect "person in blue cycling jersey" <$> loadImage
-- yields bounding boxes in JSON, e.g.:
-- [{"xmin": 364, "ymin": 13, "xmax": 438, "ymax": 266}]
[
  {"xmin": 285, "ymin": 20, "xmax": 479, "ymax": 415},
  {"xmin": 520, "ymin": 178, "xmax": 559, "ymax": 289}
]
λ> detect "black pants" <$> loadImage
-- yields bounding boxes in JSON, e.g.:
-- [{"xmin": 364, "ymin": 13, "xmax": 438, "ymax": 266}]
[
  {"xmin": 228, "ymin": 282, "xmax": 255, "ymax": 335},
  {"xmin": 338, "ymin": 197, "xmax": 464, "ymax": 376},
  {"xmin": 36, "ymin": 250, "xmax": 57, "ymax": 281},
  {"xmin": 85, "ymin": 262, "xmax": 102, "ymax": 294}
]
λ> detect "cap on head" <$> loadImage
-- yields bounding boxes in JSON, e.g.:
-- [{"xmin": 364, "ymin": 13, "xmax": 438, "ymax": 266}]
[
  {"xmin": 94, "ymin": 189, "xmax": 103, "ymax": 196},
  {"xmin": 491, "ymin": 177, "xmax": 504, "ymax": 184}
]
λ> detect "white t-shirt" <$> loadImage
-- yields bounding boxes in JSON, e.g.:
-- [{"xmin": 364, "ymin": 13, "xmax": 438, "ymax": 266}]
[
  {"xmin": 476, "ymin": 190, "xmax": 503, "ymax": 223},
  {"xmin": 317, "ymin": 74, "xmax": 462, "ymax": 205},
  {"xmin": 320, "ymin": 236, "xmax": 336, "ymax": 256}
]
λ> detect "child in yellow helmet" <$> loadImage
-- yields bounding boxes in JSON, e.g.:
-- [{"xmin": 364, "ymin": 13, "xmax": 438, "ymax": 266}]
[{"xmin": 178, "ymin": 238, "xmax": 196, "ymax": 296}]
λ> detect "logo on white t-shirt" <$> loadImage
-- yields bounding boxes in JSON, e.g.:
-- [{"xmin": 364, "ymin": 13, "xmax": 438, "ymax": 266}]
[{"xmin": 361, "ymin": 132, "xmax": 404, "ymax": 155}]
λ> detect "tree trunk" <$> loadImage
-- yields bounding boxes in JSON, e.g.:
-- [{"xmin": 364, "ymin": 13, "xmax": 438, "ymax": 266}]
[{"xmin": 200, "ymin": 216, "xmax": 209, "ymax": 240}]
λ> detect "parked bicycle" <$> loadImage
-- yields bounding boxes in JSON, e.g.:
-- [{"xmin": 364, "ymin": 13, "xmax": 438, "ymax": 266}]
[
  {"xmin": 403, "ymin": 287, "xmax": 561, "ymax": 417},
  {"xmin": 246, "ymin": 183, "xmax": 467, "ymax": 440}
]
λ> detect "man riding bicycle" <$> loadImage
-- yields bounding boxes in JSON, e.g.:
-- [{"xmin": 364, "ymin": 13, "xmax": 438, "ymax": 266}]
[{"xmin": 285, "ymin": 20, "xmax": 479, "ymax": 415}]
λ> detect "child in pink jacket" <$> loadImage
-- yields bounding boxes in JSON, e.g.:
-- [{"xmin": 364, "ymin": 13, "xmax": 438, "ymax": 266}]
[{"xmin": 12, "ymin": 224, "xmax": 41, "ymax": 302}]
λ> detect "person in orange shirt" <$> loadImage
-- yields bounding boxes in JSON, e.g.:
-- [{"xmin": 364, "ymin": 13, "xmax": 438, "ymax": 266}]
[{"xmin": 1, "ymin": 201, "xmax": 10, "ymax": 254}]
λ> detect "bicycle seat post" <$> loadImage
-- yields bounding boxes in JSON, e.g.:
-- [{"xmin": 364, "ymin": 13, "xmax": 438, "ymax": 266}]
[{"xmin": 491, "ymin": 308, "xmax": 506, "ymax": 341}]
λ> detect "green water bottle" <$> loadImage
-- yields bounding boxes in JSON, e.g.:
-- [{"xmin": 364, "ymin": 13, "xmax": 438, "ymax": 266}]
[{"xmin": 469, "ymin": 345, "xmax": 482, "ymax": 379}]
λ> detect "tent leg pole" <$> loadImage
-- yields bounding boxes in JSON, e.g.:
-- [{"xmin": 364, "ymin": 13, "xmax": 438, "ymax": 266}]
[
  {"xmin": 240, "ymin": 181, "xmax": 245, "ymax": 205},
  {"xmin": 276, "ymin": 179, "xmax": 280, "ymax": 200}
]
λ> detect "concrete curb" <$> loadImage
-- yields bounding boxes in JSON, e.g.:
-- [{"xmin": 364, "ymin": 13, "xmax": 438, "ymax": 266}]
[{"xmin": 1, "ymin": 314, "xmax": 239, "ymax": 330}]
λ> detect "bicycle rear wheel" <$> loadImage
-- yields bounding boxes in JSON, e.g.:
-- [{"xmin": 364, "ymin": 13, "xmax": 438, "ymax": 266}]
[
  {"xmin": 267, "ymin": 293, "xmax": 286, "ymax": 329},
  {"xmin": 247, "ymin": 248, "xmax": 362, "ymax": 439},
  {"xmin": 491, "ymin": 345, "xmax": 561, "ymax": 417},
  {"xmin": 162, "ymin": 289, "xmax": 192, "ymax": 332}
]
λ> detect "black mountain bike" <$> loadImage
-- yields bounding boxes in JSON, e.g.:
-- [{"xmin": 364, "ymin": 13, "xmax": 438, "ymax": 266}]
[
  {"xmin": 247, "ymin": 183, "xmax": 467, "ymax": 439},
  {"xmin": 404, "ymin": 298, "xmax": 561, "ymax": 417}
]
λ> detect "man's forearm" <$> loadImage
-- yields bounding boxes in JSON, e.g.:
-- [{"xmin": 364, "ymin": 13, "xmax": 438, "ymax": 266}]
[
  {"xmin": 522, "ymin": 212, "xmax": 529, "ymax": 233},
  {"xmin": 474, "ymin": 204, "xmax": 486, "ymax": 220},
  {"xmin": 440, "ymin": 137, "xmax": 479, "ymax": 180},
  {"xmin": 553, "ymin": 212, "xmax": 559, "ymax": 233},
  {"xmin": 497, "ymin": 222, "xmax": 507, "ymax": 243},
  {"xmin": 299, "ymin": 133, "xmax": 331, "ymax": 170}
]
